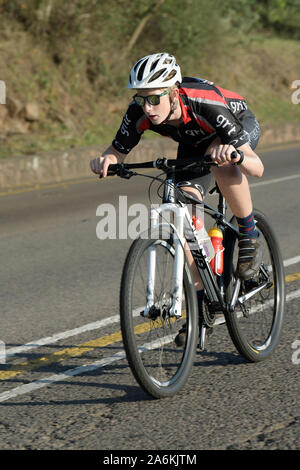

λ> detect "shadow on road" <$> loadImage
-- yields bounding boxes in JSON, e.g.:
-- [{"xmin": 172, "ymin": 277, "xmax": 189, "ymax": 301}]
[{"xmin": 0, "ymin": 347, "xmax": 247, "ymax": 407}]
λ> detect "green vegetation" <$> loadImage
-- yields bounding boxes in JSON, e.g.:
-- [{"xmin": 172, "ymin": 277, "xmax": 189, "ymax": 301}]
[{"xmin": 0, "ymin": 0, "xmax": 299, "ymax": 158}]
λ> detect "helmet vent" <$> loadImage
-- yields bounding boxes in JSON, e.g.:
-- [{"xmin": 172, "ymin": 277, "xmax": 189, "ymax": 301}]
[
  {"xmin": 127, "ymin": 53, "xmax": 182, "ymax": 89},
  {"xmin": 148, "ymin": 68, "xmax": 166, "ymax": 83},
  {"xmin": 137, "ymin": 61, "xmax": 147, "ymax": 81},
  {"xmin": 150, "ymin": 59, "xmax": 159, "ymax": 71},
  {"xmin": 133, "ymin": 59, "xmax": 143, "ymax": 72},
  {"xmin": 163, "ymin": 70, "xmax": 176, "ymax": 82}
]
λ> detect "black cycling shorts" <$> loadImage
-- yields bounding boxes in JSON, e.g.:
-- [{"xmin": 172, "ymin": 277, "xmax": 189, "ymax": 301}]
[{"xmin": 175, "ymin": 109, "xmax": 260, "ymax": 198}]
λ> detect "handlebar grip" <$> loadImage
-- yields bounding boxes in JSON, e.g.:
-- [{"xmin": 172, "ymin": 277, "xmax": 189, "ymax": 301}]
[
  {"xmin": 203, "ymin": 150, "xmax": 244, "ymax": 165},
  {"xmin": 98, "ymin": 163, "xmax": 120, "ymax": 178},
  {"xmin": 107, "ymin": 164, "xmax": 119, "ymax": 173},
  {"xmin": 231, "ymin": 150, "xmax": 244, "ymax": 165}
]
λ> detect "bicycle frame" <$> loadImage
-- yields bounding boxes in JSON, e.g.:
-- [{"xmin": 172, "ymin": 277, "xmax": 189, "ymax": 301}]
[
  {"xmin": 106, "ymin": 155, "xmax": 271, "ymax": 324},
  {"xmin": 115, "ymin": 155, "xmax": 285, "ymax": 396},
  {"xmin": 142, "ymin": 174, "xmax": 239, "ymax": 325}
]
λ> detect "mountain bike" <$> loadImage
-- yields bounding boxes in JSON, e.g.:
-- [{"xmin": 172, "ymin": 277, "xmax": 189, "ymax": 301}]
[{"xmin": 104, "ymin": 154, "xmax": 285, "ymax": 399}]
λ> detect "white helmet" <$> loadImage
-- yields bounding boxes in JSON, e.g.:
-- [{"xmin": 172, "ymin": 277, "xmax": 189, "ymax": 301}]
[{"xmin": 127, "ymin": 52, "xmax": 182, "ymax": 89}]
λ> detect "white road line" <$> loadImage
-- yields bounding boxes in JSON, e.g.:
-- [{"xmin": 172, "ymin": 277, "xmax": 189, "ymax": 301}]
[
  {"xmin": 250, "ymin": 173, "xmax": 300, "ymax": 188},
  {"xmin": 0, "ymin": 289, "xmax": 299, "ymax": 404},
  {"xmin": 6, "ymin": 314, "xmax": 120, "ymax": 358},
  {"xmin": 4, "ymin": 170, "xmax": 300, "ymax": 360},
  {"xmin": 0, "ymin": 350, "xmax": 127, "ymax": 403},
  {"xmin": 5, "ymin": 256, "xmax": 300, "ymax": 359},
  {"xmin": 5, "ymin": 307, "xmax": 142, "ymax": 358},
  {"xmin": 283, "ymin": 255, "xmax": 300, "ymax": 267}
]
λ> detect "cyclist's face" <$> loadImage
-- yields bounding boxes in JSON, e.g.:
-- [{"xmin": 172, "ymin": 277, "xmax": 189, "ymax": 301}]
[{"xmin": 135, "ymin": 89, "xmax": 171, "ymax": 124}]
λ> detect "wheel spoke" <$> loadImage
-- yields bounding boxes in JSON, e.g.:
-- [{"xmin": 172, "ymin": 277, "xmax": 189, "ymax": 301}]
[
  {"xmin": 225, "ymin": 210, "xmax": 285, "ymax": 361},
  {"xmin": 120, "ymin": 237, "xmax": 198, "ymax": 398}
]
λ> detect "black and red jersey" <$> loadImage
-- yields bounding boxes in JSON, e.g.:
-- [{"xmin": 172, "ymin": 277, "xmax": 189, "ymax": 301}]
[{"xmin": 112, "ymin": 77, "xmax": 253, "ymax": 155}]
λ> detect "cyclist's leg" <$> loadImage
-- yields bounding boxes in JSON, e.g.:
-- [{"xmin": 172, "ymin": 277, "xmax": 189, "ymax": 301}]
[
  {"xmin": 210, "ymin": 159, "xmax": 253, "ymax": 217},
  {"xmin": 174, "ymin": 146, "xmax": 214, "ymax": 345},
  {"xmin": 209, "ymin": 109, "xmax": 260, "ymax": 218},
  {"xmin": 209, "ymin": 111, "xmax": 262, "ymax": 279},
  {"xmin": 175, "ymin": 144, "xmax": 214, "ymax": 290}
]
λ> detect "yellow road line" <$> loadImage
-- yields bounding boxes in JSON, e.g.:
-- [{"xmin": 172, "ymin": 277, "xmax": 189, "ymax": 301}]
[
  {"xmin": 0, "ymin": 330, "xmax": 123, "ymax": 381},
  {"xmin": 0, "ymin": 272, "xmax": 299, "ymax": 382},
  {"xmin": 0, "ymin": 316, "xmax": 168, "ymax": 381},
  {"xmin": 0, "ymin": 178, "xmax": 94, "ymax": 198},
  {"xmin": 285, "ymin": 271, "xmax": 300, "ymax": 283}
]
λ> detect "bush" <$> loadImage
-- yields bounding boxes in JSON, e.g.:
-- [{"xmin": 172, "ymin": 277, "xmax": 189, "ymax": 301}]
[{"xmin": 2, "ymin": 0, "xmax": 299, "ymax": 94}]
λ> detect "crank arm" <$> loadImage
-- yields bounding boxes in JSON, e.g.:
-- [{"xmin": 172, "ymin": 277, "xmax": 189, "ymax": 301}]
[
  {"xmin": 229, "ymin": 278, "xmax": 241, "ymax": 312},
  {"xmin": 238, "ymin": 279, "xmax": 273, "ymax": 304}
]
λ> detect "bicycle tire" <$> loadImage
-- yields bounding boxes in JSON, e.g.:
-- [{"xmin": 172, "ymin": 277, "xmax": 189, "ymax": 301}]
[
  {"xmin": 225, "ymin": 209, "xmax": 285, "ymax": 362},
  {"xmin": 120, "ymin": 232, "xmax": 198, "ymax": 399}
]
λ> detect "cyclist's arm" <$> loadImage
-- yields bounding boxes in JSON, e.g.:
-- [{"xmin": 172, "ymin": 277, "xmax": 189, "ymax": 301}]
[
  {"xmin": 90, "ymin": 145, "xmax": 127, "ymax": 177},
  {"xmin": 197, "ymin": 97, "xmax": 263, "ymax": 177},
  {"xmin": 90, "ymin": 103, "xmax": 146, "ymax": 177},
  {"xmin": 234, "ymin": 142, "xmax": 264, "ymax": 178},
  {"xmin": 206, "ymin": 138, "xmax": 264, "ymax": 178}
]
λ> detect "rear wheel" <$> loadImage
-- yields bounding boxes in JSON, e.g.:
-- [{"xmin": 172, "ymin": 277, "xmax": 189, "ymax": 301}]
[
  {"xmin": 120, "ymin": 233, "xmax": 198, "ymax": 398},
  {"xmin": 225, "ymin": 210, "xmax": 285, "ymax": 362}
]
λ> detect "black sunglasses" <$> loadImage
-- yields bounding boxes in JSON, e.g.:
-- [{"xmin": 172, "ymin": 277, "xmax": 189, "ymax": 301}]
[{"xmin": 133, "ymin": 90, "xmax": 169, "ymax": 107}]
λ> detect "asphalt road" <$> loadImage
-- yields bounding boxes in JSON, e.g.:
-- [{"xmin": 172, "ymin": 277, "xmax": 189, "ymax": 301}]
[{"xmin": 0, "ymin": 142, "xmax": 299, "ymax": 452}]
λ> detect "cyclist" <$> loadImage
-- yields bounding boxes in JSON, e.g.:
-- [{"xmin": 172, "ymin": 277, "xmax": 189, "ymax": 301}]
[{"xmin": 90, "ymin": 52, "xmax": 264, "ymax": 339}]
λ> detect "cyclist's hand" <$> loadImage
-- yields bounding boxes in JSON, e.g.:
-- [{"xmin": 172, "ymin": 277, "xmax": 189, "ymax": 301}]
[
  {"xmin": 210, "ymin": 144, "xmax": 237, "ymax": 166},
  {"xmin": 90, "ymin": 154, "xmax": 118, "ymax": 178}
]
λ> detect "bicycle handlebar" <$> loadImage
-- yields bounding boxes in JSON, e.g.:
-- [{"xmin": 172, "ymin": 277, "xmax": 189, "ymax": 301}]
[{"xmin": 103, "ymin": 150, "xmax": 244, "ymax": 178}]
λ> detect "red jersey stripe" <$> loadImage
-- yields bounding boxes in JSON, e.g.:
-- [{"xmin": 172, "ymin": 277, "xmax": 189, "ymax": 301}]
[
  {"xmin": 178, "ymin": 95, "xmax": 192, "ymax": 123},
  {"xmin": 216, "ymin": 86, "xmax": 245, "ymax": 101},
  {"xmin": 137, "ymin": 116, "xmax": 150, "ymax": 132},
  {"xmin": 193, "ymin": 115, "xmax": 215, "ymax": 133}
]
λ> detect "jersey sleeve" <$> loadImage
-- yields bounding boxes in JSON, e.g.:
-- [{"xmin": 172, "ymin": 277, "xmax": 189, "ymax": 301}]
[
  {"xmin": 206, "ymin": 105, "xmax": 249, "ymax": 147},
  {"xmin": 112, "ymin": 103, "xmax": 147, "ymax": 155},
  {"xmin": 195, "ymin": 90, "xmax": 250, "ymax": 148}
]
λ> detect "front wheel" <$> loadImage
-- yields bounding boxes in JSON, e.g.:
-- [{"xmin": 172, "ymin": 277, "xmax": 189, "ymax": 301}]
[
  {"xmin": 120, "ymin": 233, "xmax": 198, "ymax": 399},
  {"xmin": 225, "ymin": 209, "xmax": 285, "ymax": 362}
]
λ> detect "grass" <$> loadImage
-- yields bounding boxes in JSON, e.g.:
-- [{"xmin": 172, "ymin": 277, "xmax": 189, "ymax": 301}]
[{"xmin": 0, "ymin": 16, "xmax": 299, "ymax": 159}]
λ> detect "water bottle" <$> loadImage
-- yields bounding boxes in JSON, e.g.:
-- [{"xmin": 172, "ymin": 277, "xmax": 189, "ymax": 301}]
[
  {"xmin": 208, "ymin": 226, "xmax": 224, "ymax": 275},
  {"xmin": 192, "ymin": 216, "xmax": 215, "ymax": 261}
]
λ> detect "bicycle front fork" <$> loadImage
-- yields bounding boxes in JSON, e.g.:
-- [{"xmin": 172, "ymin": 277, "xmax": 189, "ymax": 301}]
[{"xmin": 142, "ymin": 204, "xmax": 186, "ymax": 319}]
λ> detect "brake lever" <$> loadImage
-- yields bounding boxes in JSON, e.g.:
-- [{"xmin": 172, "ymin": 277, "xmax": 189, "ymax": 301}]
[
  {"xmin": 98, "ymin": 168, "xmax": 136, "ymax": 179},
  {"xmin": 119, "ymin": 169, "xmax": 136, "ymax": 179}
]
